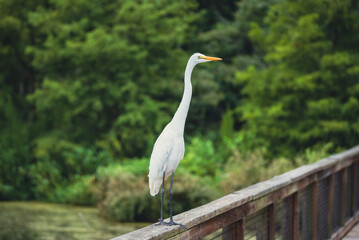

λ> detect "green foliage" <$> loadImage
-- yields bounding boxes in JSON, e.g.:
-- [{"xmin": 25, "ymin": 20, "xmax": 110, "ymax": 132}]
[
  {"xmin": 181, "ymin": 137, "xmax": 218, "ymax": 177},
  {"xmin": 90, "ymin": 133, "xmax": 332, "ymax": 222},
  {"xmin": 188, "ymin": 0, "xmax": 279, "ymax": 135},
  {"xmin": 93, "ymin": 159, "xmax": 216, "ymax": 222},
  {"xmin": 237, "ymin": 0, "xmax": 359, "ymax": 156},
  {"xmin": 29, "ymin": 141, "xmax": 113, "ymax": 200},
  {"xmin": 53, "ymin": 176, "xmax": 95, "ymax": 205},
  {"xmin": 97, "ymin": 158, "xmax": 149, "ymax": 177},
  {"xmin": 0, "ymin": 95, "xmax": 32, "ymax": 200},
  {"xmin": 26, "ymin": 0, "xmax": 201, "ymax": 158},
  {"xmin": 0, "ymin": 0, "xmax": 42, "ymax": 199},
  {"xmin": 220, "ymin": 109, "xmax": 235, "ymax": 139},
  {"xmin": 220, "ymin": 141, "xmax": 332, "ymax": 194}
]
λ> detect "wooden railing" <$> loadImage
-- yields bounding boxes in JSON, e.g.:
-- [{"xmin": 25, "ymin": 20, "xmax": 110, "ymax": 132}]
[{"xmin": 111, "ymin": 146, "xmax": 359, "ymax": 240}]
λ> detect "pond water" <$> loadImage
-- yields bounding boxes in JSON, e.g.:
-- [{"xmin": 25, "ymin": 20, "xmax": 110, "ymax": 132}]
[{"xmin": 0, "ymin": 201, "xmax": 149, "ymax": 240}]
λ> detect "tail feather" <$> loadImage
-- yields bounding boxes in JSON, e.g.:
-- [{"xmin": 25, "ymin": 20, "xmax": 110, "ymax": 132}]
[{"xmin": 149, "ymin": 176, "xmax": 162, "ymax": 196}]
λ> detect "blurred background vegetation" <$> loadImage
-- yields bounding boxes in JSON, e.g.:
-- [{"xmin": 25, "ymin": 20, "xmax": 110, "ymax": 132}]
[{"xmin": 1, "ymin": 0, "xmax": 359, "ymax": 224}]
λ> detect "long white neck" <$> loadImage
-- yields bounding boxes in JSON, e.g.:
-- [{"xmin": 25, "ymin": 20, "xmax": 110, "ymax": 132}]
[{"xmin": 170, "ymin": 60, "xmax": 196, "ymax": 135}]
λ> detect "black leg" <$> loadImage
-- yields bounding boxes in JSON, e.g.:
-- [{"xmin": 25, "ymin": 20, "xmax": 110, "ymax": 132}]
[
  {"xmin": 155, "ymin": 171, "xmax": 165, "ymax": 225},
  {"xmin": 163, "ymin": 172, "xmax": 187, "ymax": 230},
  {"xmin": 169, "ymin": 172, "xmax": 174, "ymax": 222},
  {"xmin": 154, "ymin": 172, "xmax": 187, "ymax": 230}
]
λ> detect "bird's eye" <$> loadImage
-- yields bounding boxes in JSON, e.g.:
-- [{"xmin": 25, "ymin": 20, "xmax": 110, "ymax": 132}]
[{"xmin": 198, "ymin": 56, "xmax": 204, "ymax": 59}]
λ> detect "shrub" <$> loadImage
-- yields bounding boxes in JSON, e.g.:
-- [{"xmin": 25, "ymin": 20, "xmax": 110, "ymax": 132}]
[
  {"xmin": 181, "ymin": 137, "xmax": 219, "ymax": 177},
  {"xmin": 219, "ymin": 144, "xmax": 331, "ymax": 194},
  {"xmin": 0, "ymin": 95, "xmax": 33, "ymax": 200},
  {"xmin": 29, "ymin": 139, "xmax": 113, "ymax": 200},
  {"xmin": 92, "ymin": 159, "xmax": 217, "ymax": 222},
  {"xmin": 52, "ymin": 176, "xmax": 96, "ymax": 205}
]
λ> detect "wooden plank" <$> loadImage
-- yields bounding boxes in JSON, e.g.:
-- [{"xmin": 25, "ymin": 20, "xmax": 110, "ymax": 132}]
[
  {"xmin": 293, "ymin": 192, "xmax": 299, "ymax": 240},
  {"xmin": 332, "ymin": 212, "xmax": 359, "ymax": 240},
  {"xmin": 328, "ymin": 173, "xmax": 334, "ymax": 236},
  {"xmin": 312, "ymin": 181, "xmax": 319, "ymax": 240},
  {"xmin": 352, "ymin": 164, "xmax": 356, "ymax": 217},
  {"xmin": 171, "ymin": 203, "xmax": 251, "ymax": 239},
  {"xmin": 342, "ymin": 168, "xmax": 348, "ymax": 226},
  {"xmin": 222, "ymin": 222, "xmax": 236, "ymax": 240},
  {"xmin": 111, "ymin": 147, "xmax": 359, "ymax": 240},
  {"xmin": 333, "ymin": 158, "xmax": 357, "ymax": 174},
  {"xmin": 313, "ymin": 147, "xmax": 359, "ymax": 176},
  {"xmin": 317, "ymin": 158, "xmax": 359, "ymax": 181},
  {"xmin": 282, "ymin": 196, "xmax": 293, "ymax": 239},
  {"xmin": 342, "ymin": 221, "xmax": 359, "ymax": 240},
  {"xmin": 237, "ymin": 219, "xmax": 244, "ymax": 240},
  {"xmin": 268, "ymin": 204, "xmax": 275, "ymax": 240},
  {"xmin": 222, "ymin": 218, "xmax": 245, "ymax": 240}
]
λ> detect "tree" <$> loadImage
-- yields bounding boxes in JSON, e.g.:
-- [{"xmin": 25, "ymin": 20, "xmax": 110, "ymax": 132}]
[
  {"xmin": 238, "ymin": 0, "xmax": 359, "ymax": 156},
  {"xmin": 0, "ymin": 0, "xmax": 45, "ymax": 200},
  {"xmin": 27, "ymin": 0, "xmax": 201, "ymax": 158}
]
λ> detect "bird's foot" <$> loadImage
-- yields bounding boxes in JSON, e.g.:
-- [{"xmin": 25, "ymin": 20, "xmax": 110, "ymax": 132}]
[
  {"xmin": 155, "ymin": 218, "xmax": 164, "ymax": 226},
  {"xmin": 158, "ymin": 220, "xmax": 187, "ymax": 230}
]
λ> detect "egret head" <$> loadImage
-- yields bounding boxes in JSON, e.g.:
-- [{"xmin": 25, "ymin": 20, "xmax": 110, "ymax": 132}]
[{"xmin": 191, "ymin": 53, "xmax": 222, "ymax": 65}]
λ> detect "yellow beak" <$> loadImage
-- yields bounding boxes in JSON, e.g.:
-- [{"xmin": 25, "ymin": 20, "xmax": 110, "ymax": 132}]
[{"xmin": 202, "ymin": 56, "xmax": 222, "ymax": 61}]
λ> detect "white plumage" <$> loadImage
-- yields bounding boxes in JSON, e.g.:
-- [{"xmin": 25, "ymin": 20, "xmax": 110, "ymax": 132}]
[{"xmin": 149, "ymin": 124, "xmax": 184, "ymax": 196}]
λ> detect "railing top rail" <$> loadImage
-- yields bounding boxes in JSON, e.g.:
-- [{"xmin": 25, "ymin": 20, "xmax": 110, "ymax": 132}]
[{"xmin": 111, "ymin": 145, "xmax": 359, "ymax": 240}]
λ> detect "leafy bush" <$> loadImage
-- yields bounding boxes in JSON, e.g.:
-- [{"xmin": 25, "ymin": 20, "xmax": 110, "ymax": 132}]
[
  {"xmin": 181, "ymin": 137, "xmax": 219, "ymax": 177},
  {"xmin": 92, "ymin": 159, "xmax": 217, "ymax": 222},
  {"xmin": 29, "ymin": 140, "xmax": 113, "ymax": 201},
  {"xmin": 0, "ymin": 95, "xmax": 33, "ymax": 200},
  {"xmin": 237, "ymin": 0, "xmax": 359, "ymax": 157},
  {"xmin": 53, "ymin": 176, "xmax": 95, "ymax": 205},
  {"xmin": 92, "ymin": 140, "xmax": 332, "ymax": 222},
  {"xmin": 220, "ymin": 149, "xmax": 294, "ymax": 194},
  {"xmin": 219, "ymin": 143, "xmax": 332, "ymax": 194}
]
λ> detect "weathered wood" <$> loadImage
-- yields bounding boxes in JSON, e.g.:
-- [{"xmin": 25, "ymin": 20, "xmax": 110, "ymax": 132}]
[
  {"xmin": 332, "ymin": 212, "xmax": 359, "ymax": 240},
  {"xmin": 222, "ymin": 223, "xmax": 236, "ymax": 240},
  {"xmin": 293, "ymin": 192, "xmax": 299, "ymax": 240},
  {"xmin": 222, "ymin": 218, "xmax": 244, "ymax": 240},
  {"xmin": 268, "ymin": 204, "xmax": 275, "ymax": 240},
  {"xmin": 312, "ymin": 181, "xmax": 318, "ymax": 240},
  {"xmin": 111, "ymin": 146, "xmax": 359, "ymax": 240},
  {"xmin": 169, "ymin": 175, "xmax": 317, "ymax": 239},
  {"xmin": 237, "ymin": 219, "xmax": 244, "ymax": 240},
  {"xmin": 172, "ymin": 204, "xmax": 249, "ymax": 239},
  {"xmin": 352, "ymin": 164, "xmax": 356, "ymax": 217},
  {"xmin": 282, "ymin": 195, "xmax": 294, "ymax": 239},
  {"xmin": 342, "ymin": 168, "xmax": 348, "ymax": 226},
  {"xmin": 316, "ymin": 157, "xmax": 358, "ymax": 181},
  {"xmin": 328, "ymin": 173, "xmax": 334, "ymax": 236}
]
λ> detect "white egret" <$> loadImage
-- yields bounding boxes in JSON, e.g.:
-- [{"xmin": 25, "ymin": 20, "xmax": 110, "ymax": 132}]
[{"xmin": 148, "ymin": 53, "xmax": 222, "ymax": 229}]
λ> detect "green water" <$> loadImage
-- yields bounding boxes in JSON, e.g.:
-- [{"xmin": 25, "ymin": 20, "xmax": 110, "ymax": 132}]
[{"xmin": 0, "ymin": 202, "xmax": 148, "ymax": 240}]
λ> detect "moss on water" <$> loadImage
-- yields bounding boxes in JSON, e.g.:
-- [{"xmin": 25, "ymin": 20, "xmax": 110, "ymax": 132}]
[{"xmin": 0, "ymin": 202, "xmax": 148, "ymax": 240}]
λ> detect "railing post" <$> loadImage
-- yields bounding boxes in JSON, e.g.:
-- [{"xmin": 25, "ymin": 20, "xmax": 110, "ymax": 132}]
[
  {"xmin": 222, "ymin": 223, "xmax": 235, "ymax": 240},
  {"xmin": 268, "ymin": 204, "xmax": 275, "ymax": 240},
  {"xmin": 352, "ymin": 164, "xmax": 356, "ymax": 215},
  {"xmin": 341, "ymin": 168, "xmax": 347, "ymax": 226},
  {"xmin": 237, "ymin": 219, "xmax": 244, "ymax": 240},
  {"xmin": 222, "ymin": 218, "xmax": 244, "ymax": 240},
  {"xmin": 312, "ymin": 181, "xmax": 318, "ymax": 240},
  {"xmin": 293, "ymin": 192, "xmax": 299, "ymax": 240},
  {"xmin": 328, "ymin": 173, "xmax": 334, "ymax": 236}
]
